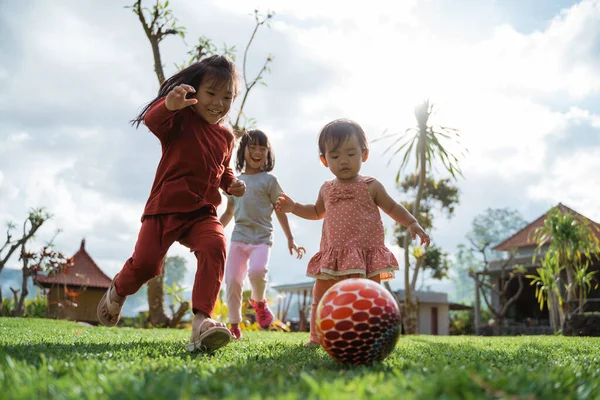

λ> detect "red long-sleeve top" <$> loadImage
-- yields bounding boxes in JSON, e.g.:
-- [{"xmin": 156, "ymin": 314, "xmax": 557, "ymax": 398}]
[{"xmin": 140, "ymin": 97, "xmax": 236, "ymax": 221}]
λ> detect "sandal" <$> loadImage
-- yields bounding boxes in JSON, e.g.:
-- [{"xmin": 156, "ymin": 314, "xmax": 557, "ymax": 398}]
[
  {"xmin": 97, "ymin": 276, "xmax": 124, "ymax": 327},
  {"xmin": 185, "ymin": 318, "xmax": 232, "ymax": 353}
]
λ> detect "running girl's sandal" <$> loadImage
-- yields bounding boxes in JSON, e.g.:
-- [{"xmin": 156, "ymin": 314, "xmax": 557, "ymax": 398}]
[
  {"xmin": 185, "ymin": 319, "xmax": 233, "ymax": 353},
  {"xmin": 97, "ymin": 276, "xmax": 123, "ymax": 327}
]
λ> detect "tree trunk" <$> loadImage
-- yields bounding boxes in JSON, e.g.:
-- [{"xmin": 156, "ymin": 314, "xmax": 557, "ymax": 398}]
[
  {"xmin": 579, "ymin": 286, "xmax": 584, "ymax": 315},
  {"xmin": 564, "ymin": 262, "xmax": 577, "ymax": 315},
  {"xmin": 13, "ymin": 269, "xmax": 31, "ymax": 317},
  {"xmin": 402, "ymin": 128, "xmax": 427, "ymax": 335},
  {"xmin": 169, "ymin": 301, "xmax": 190, "ymax": 328},
  {"xmin": 548, "ymin": 292, "xmax": 560, "ymax": 333},
  {"xmin": 147, "ymin": 273, "xmax": 170, "ymax": 327}
]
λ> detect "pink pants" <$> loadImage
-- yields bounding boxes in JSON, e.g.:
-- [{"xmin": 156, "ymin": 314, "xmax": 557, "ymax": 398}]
[
  {"xmin": 225, "ymin": 241, "xmax": 271, "ymax": 324},
  {"xmin": 309, "ymin": 275, "xmax": 381, "ymax": 342}
]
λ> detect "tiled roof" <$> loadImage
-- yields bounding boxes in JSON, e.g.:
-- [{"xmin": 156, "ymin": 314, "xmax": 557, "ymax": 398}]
[
  {"xmin": 35, "ymin": 239, "xmax": 112, "ymax": 289},
  {"xmin": 493, "ymin": 203, "xmax": 600, "ymax": 251}
]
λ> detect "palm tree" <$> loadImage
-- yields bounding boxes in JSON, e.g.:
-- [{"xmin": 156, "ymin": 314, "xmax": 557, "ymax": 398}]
[
  {"xmin": 532, "ymin": 207, "xmax": 600, "ymax": 321},
  {"xmin": 381, "ymin": 99, "xmax": 464, "ymax": 334},
  {"xmin": 573, "ymin": 262, "xmax": 598, "ymax": 314},
  {"xmin": 527, "ymin": 251, "xmax": 563, "ymax": 332}
]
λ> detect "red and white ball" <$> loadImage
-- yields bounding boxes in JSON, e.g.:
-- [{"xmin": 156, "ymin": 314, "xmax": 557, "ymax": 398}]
[{"xmin": 316, "ymin": 278, "xmax": 402, "ymax": 365}]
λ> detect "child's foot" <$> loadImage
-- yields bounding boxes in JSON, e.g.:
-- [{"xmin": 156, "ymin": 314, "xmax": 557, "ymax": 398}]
[
  {"xmin": 185, "ymin": 314, "xmax": 232, "ymax": 353},
  {"xmin": 250, "ymin": 299, "xmax": 274, "ymax": 329},
  {"xmin": 303, "ymin": 340, "xmax": 320, "ymax": 347},
  {"xmin": 230, "ymin": 326, "xmax": 242, "ymax": 340},
  {"xmin": 97, "ymin": 276, "xmax": 126, "ymax": 327}
]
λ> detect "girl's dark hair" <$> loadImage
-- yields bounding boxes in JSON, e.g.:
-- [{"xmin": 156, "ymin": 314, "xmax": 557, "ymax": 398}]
[
  {"xmin": 131, "ymin": 55, "xmax": 240, "ymax": 127},
  {"xmin": 235, "ymin": 130, "xmax": 275, "ymax": 173},
  {"xmin": 317, "ymin": 118, "xmax": 369, "ymax": 156}
]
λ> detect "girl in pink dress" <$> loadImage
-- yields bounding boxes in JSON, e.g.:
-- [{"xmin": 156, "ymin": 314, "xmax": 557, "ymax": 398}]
[{"xmin": 276, "ymin": 119, "xmax": 430, "ymax": 346}]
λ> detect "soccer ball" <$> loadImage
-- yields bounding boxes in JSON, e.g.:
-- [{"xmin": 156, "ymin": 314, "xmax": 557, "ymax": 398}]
[{"xmin": 316, "ymin": 278, "xmax": 402, "ymax": 365}]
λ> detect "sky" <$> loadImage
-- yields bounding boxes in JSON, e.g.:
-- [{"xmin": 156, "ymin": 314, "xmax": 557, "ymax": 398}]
[{"xmin": 1, "ymin": 0, "xmax": 599, "ymax": 301}]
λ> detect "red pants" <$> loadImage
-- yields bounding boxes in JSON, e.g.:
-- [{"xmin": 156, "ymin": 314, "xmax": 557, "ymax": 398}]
[
  {"xmin": 114, "ymin": 208, "xmax": 226, "ymax": 317},
  {"xmin": 309, "ymin": 275, "xmax": 381, "ymax": 342}
]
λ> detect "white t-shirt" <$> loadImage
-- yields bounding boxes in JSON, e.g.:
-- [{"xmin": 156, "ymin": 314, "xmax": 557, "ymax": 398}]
[{"xmin": 227, "ymin": 172, "xmax": 283, "ymax": 245}]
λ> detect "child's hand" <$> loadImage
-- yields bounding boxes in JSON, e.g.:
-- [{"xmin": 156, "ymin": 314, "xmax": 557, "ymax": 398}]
[
  {"xmin": 409, "ymin": 222, "xmax": 431, "ymax": 247},
  {"xmin": 227, "ymin": 179, "xmax": 246, "ymax": 197},
  {"xmin": 275, "ymin": 193, "xmax": 295, "ymax": 213},
  {"xmin": 288, "ymin": 239, "xmax": 306, "ymax": 259},
  {"xmin": 165, "ymin": 84, "xmax": 198, "ymax": 111}
]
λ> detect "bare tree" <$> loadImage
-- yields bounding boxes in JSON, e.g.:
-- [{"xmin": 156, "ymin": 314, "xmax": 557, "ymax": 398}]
[
  {"xmin": 0, "ymin": 208, "xmax": 50, "ymax": 306},
  {"xmin": 11, "ymin": 231, "xmax": 74, "ymax": 317},
  {"xmin": 469, "ymin": 242, "xmax": 525, "ymax": 335}
]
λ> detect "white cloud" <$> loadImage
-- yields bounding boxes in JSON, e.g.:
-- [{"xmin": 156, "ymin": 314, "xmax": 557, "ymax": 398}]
[{"xmin": 527, "ymin": 148, "xmax": 600, "ymax": 221}]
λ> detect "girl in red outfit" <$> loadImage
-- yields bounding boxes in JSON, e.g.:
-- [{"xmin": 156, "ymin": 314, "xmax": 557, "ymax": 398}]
[{"xmin": 97, "ymin": 55, "xmax": 245, "ymax": 353}]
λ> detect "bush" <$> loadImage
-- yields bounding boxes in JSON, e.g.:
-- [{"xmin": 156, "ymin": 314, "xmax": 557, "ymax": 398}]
[
  {"xmin": 1, "ymin": 298, "xmax": 15, "ymax": 317},
  {"xmin": 24, "ymin": 295, "xmax": 47, "ymax": 318},
  {"xmin": 450, "ymin": 310, "xmax": 474, "ymax": 335}
]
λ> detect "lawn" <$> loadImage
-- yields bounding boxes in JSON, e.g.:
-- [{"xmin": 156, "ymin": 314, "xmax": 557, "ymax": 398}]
[{"xmin": 1, "ymin": 318, "xmax": 599, "ymax": 399}]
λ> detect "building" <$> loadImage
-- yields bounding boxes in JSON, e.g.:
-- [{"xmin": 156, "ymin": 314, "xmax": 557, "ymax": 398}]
[
  {"xmin": 35, "ymin": 239, "xmax": 112, "ymax": 324},
  {"xmin": 272, "ymin": 281, "xmax": 460, "ymax": 335},
  {"xmin": 477, "ymin": 203, "xmax": 600, "ymax": 334}
]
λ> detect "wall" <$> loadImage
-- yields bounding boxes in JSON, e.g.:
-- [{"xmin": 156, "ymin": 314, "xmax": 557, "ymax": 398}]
[
  {"xmin": 418, "ymin": 303, "xmax": 450, "ymax": 335},
  {"xmin": 47, "ymin": 287, "xmax": 105, "ymax": 323}
]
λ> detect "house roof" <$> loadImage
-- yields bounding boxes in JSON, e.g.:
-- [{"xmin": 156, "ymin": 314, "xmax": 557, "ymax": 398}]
[
  {"xmin": 35, "ymin": 239, "xmax": 112, "ymax": 289},
  {"xmin": 493, "ymin": 203, "xmax": 600, "ymax": 251}
]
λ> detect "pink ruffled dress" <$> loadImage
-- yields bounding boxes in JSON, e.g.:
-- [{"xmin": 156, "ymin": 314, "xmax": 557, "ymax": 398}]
[{"xmin": 307, "ymin": 176, "xmax": 399, "ymax": 281}]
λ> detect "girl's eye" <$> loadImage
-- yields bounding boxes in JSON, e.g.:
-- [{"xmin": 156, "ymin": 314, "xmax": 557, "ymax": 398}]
[
  {"xmin": 224, "ymin": 97, "xmax": 233, "ymax": 101},
  {"xmin": 348, "ymin": 153, "xmax": 356, "ymax": 157},
  {"xmin": 207, "ymin": 92, "xmax": 215, "ymax": 96}
]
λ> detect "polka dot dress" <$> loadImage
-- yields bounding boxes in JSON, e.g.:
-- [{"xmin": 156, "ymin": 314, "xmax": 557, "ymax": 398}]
[{"xmin": 307, "ymin": 176, "xmax": 399, "ymax": 280}]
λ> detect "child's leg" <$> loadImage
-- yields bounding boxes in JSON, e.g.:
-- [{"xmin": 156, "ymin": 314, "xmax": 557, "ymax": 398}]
[
  {"xmin": 99, "ymin": 215, "xmax": 175, "ymax": 326},
  {"xmin": 307, "ymin": 278, "xmax": 338, "ymax": 345},
  {"xmin": 224, "ymin": 242, "xmax": 249, "ymax": 325},
  {"xmin": 247, "ymin": 244, "xmax": 271, "ymax": 302},
  {"xmin": 114, "ymin": 215, "xmax": 173, "ymax": 296},
  {"xmin": 179, "ymin": 212, "xmax": 227, "ymax": 320},
  {"xmin": 247, "ymin": 244, "xmax": 273, "ymax": 328}
]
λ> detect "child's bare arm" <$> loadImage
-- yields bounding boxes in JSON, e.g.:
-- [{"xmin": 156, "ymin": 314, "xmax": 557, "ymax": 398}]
[
  {"xmin": 370, "ymin": 179, "xmax": 431, "ymax": 246},
  {"xmin": 275, "ymin": 186, "xmax": 325, "ymax": 220},
  {"xmin": 219, "ymin": 201, "xmax": 234, "ymax": 228},
  {"xmin": 275, "ymin": 211, "xmax": 306, "ymax": 259}
]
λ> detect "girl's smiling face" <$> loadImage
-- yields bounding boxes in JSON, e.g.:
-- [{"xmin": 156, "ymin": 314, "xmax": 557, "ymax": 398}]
[
  {"xmin": 193, "ymin": 78, "xmax": 234, "ymax": 124},
  {"xmin": 321, "ymin": 133, "xmax": 369, "ymax": 181},
  {"xmin": 244, "ymin": 140, "xmax": 269, "ymax": 173}
]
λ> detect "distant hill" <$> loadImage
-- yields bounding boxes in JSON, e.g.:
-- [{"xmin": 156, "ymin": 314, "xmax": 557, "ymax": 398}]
[{"xmin": 0, "ymin": 268, "xmax": 41, "ymax": 300}]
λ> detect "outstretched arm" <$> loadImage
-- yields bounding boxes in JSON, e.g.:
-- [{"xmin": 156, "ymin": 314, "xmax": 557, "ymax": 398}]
[
  {"xmin": 275, "ymin": 186, "xmax": 325, "ymax": 220},
  {"xmin": 275, "ymin": 211, "xmax": 306, "ymax": 259},
  {"xmin": 370, "ymin": 179, "xmax": 431, "ymax": 247},
  {"xmin": 144, "ymin": 85, "xmax": 198, "ymax": 142}
]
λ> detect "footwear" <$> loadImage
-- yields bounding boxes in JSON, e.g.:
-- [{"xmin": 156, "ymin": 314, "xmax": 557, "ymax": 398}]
[
  {"xmin": 186, "ymin": 318, "xmax": 232, "ymax": 353},
  {"xmin": 230, "ymin": 326, "xmax": 242, "ymax": 340},
  {"xmin": 97, "ymin": 276, "xmax": 124, "ymax": 327},
  {"xmin": 250, "ymin": 299, "xmax": 274, "ymax": 329}
]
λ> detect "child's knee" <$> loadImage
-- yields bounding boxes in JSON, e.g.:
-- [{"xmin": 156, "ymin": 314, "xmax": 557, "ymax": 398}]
[
  {"xmin": 248, "ymin": 268, "xmax": 267, "ymax": 282},
  {"xmin": 197, "ymin": 234, "xmax": 226, "ymax": 258},
  {"xmin": 127, "ymin": 256, "xmax": 162, "ymax": 282}
]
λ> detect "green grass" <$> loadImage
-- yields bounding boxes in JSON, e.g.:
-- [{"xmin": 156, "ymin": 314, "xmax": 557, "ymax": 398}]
[{"xmin": 1, "ymin": 318, "xmax": 600, "ymax": 399}]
